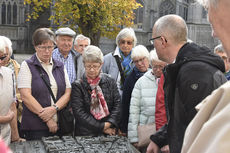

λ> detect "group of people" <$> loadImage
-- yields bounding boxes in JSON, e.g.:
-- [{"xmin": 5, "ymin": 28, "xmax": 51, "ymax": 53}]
[{"xmin": 1, "ymin": 0, "xmax": 230, "ymax": 152}]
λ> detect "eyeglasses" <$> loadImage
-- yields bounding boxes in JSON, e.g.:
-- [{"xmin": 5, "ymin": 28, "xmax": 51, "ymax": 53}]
[
  {"xmin": 0, "ymin": 55, "xmax": 7, "ymax": 61},
  {"xmin": 119, "ymin": 40, "xmax": 133, "ymax": 45},
  {"xmin": 149, "ymin": 36, "xmax": 161, "ymax": 45},
  {"xmin": 153, "ymin": 65, "xmax": 164, "ymax": 70},
  {"xmin": 37, "ymin": 45, "xmax": 54, "ymax": 51},
  {"xmin": 85, "ymin": 64, "xmax": 101, "ymax": 70},
  {"xmin": 133, "ymin": 57, "xmax": 146, "ymax": 64}
]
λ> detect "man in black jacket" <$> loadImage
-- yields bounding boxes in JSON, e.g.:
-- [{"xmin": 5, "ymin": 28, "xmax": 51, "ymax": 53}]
[{"xmin": 147, "ymin": 14, "xmax": 227, "ymax": 153}]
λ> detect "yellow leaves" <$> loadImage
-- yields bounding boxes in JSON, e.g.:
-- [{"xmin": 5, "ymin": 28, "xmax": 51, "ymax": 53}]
[{"xmin": 24, "ymin": 0, "xmax": 142, "ymax": 42}]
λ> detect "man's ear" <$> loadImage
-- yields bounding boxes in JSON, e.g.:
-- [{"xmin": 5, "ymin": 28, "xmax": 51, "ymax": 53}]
[{"xmin": 161, "ymin": 36, "xmax": 168, "ymax": 48}]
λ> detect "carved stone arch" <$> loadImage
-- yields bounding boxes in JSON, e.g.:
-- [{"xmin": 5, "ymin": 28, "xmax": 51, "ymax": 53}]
[{"xmin": 159, "ymin": 0, "xmax": 176, "ymax": 17}]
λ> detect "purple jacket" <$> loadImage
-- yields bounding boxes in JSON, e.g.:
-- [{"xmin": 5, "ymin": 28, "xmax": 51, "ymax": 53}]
[{"xmin": 21, "ymin": 54, "xmax": 66, "ymax": 130}]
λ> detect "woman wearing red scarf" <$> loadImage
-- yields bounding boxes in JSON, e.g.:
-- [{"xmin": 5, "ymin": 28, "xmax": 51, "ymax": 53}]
[{"xmin": 71, "ymin": 45, "xmax": 121, "ymax": 136}]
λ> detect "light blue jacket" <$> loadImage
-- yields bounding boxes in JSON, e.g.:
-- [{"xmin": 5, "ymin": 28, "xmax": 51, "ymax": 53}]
[{"xmin": 128, "ymin": 70, "xmax": 158, "ymax": 143}]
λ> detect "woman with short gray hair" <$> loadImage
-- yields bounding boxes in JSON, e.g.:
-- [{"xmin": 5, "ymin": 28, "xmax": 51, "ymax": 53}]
[
  {"xmin": 120, "ymin": 45, "xmax": 150, "ymax": 135},
  {"xmin": 71, "ymin": 45, "xmax": 121, "ymax": 136},
  {"xmin": 103, "ymin": 27, "xmax": 137, "ymax": 95}
]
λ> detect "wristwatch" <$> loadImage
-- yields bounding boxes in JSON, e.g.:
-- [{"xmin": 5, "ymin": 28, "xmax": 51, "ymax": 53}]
[{"xmin": 53, "ymin": 104, "xmax": 59, "ymax": 111}]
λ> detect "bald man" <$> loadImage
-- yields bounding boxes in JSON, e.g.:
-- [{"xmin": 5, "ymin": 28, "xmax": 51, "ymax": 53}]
[{"xmin": 147, "ymin": 14, "xmax": 227, "ymax": 153}]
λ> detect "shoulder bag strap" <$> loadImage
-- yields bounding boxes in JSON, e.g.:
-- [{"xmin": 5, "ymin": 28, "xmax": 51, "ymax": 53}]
[
  {"xmin": 35, "ymin": 66, "xmax": 57, "ymax": 103},
  {"xmin": 114, "ymin": 55, "xmax": 125, "ymax": 84}
]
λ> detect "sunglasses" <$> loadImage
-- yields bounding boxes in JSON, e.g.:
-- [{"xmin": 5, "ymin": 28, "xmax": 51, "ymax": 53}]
[
  {"xmin": 0, "ymin": 55, "xmax": 7, "ymax": 61},
  {"xmin": 120, "ymin": 40, "xmax": 133, "ymax": 45}
]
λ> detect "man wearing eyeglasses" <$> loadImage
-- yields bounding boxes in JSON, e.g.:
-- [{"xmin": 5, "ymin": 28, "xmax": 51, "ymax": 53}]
[{"xmin": 146, "ymin": 14, "xmax": 227, "ymax": 153}]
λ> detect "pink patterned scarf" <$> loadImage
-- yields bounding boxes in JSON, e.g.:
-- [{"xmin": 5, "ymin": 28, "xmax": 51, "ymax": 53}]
[{"xmin": 87, "ymin": 74, "xmax": 110, "ymax": 120}]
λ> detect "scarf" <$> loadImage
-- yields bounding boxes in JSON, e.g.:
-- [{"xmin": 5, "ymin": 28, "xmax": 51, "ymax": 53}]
[
  {"xmin": 119, "ymin": 49, "xmax": 133, "ymax": 78},
  {"xmin": 87, "ymin": 74, "xmax": 110, "ymax": 120}
]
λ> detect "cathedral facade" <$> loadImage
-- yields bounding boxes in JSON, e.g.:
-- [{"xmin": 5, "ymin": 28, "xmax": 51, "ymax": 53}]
[{"xmin": 0, "ymin": 0, "xmax": 219, "ymax": 54}]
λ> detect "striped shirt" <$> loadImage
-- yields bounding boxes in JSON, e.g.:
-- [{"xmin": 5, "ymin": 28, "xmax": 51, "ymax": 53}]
[{"xmin": 52, "ymin": 48, "xmax": 76, "ymax": 83}]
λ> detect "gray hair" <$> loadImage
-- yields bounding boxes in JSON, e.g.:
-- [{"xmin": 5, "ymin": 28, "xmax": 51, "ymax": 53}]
[
  {"xmin": 82, "ymin": 45, "xmax": 103, "ymax": 63},
  {"xmin": 131, "ymin": 45, "xmax": 150, "ymax": 60},
  {"xmin": 149, "ymin": 49, "xmax": 165, "ymax": 66},
  {"xmin": 74, "ymin": 34, "xmax": 91, "ymax": 46},
  {"xmin": 154, "ymin": 14, "xmax": 188, "ymax": 43},
  {"xmin": 116, "ymin": 27, "xmax": 137, "ymax": 47},
  {"xmin": 196, "ymin": 0, "xmax": 218, "ymax": 9},
  {"xmin": 0, "ymin": 36, "xmax": 12, "ymax": 56},
  {"xmin": 214, "ymin": 44, "xmax": 224, "ymax": 53},
  {"xmin": 0, "ymin": 37, "xmax": 7, "ymax": 54}
]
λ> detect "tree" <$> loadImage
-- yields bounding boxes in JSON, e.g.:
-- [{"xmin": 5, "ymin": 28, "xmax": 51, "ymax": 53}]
[{"xmin": 24, "ymin": 0, "xmax": 142, "ymax": 46}]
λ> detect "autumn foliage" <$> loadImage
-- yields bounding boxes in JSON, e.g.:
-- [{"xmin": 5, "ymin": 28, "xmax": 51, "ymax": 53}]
[{"xmin": 24, "ymin": 0, "xmax": 142, "ymax": 45}]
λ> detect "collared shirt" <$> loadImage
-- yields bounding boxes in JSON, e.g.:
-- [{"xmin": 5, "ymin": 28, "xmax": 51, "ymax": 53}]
[{"xmin": 52, "ymin": 48, "xmax": 76, "ymax": 83}]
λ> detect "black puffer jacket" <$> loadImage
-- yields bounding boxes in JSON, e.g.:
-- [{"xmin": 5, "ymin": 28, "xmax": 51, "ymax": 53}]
[
  {"xmin": 150, "ymin": 43, "xmax": 227, "ymax": 153},
  {"xmin": 71, "ymin": 73, "xmax": 121, "ymax": 136}
]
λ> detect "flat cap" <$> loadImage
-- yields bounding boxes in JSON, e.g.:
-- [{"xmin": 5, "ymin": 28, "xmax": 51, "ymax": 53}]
[{"xmin": 55, "ymin": 27, "xmax": 76, "ymax": 37}]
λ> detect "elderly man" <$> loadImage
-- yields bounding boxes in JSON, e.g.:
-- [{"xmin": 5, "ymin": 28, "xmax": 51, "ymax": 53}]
[
  {"xmin": 74, "ymin": 34, "xmax": 90, "ymax": 55},
  {"xmin": 73, "ymin": 34, "xmax": 91, "ymax": 80},
  {"xmin": 181, "ymin": 1, "xmax": 230, "ymax": 153},
  {"xmin": 146, "ymin": 14, "xmax": 227, "ymax": 153},
  {"xmin": 52, "ymin": 27, "xmax": 77, "ymax": 83},
  {"xmin": 214, "ymin": 44, "xmax": 230, "ymax": 80}
]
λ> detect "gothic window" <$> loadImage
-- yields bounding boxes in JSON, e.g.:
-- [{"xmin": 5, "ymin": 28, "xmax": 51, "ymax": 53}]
[
  {"xmin": 13, "ymin": 2, "xmax": 17, "ymax": 24},
  {"xmin": 202, "ymin": 7, "xmax": 207, "ymax": 19},
  {"xmin": 159, "ymin": 0, "xmax": 175, "ymax": 17},
  {"xmin": 7, "ymin": 2, "xmax": 12, "ymax": 24},
  {"xmin": 179, "ymin": 5, "xmax": 188, "ymax": 21},
  {"xmin": 133, "ymin": 0, "xmax": 144, "ymax": 29},
  {"xmin": 2, "ymin": 2, "xmax": 6, "ymax": 24}
]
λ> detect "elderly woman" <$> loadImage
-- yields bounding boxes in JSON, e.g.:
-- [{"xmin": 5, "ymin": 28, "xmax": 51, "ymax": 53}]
[
  {"xmin": 17, "ymin": 28, "xmax": 71, "ymax": 140},
  {"xmin": 0, "ymin": 36, "xmax": 23, "ymax": 135},
  {"xmin": 119, "ymin": 45, "xmax": 150, "ymax": 134},
  {"xmin": 71, "ymin": 45, "xmax": 121, "ymax": 136},
  {"xmin": 102, "ymin": 27, "xmax": 137, "ymax": 94},
  {"xmin": 128, "ymin": 50, "xmax": 167, "ymax": 151},
  {"xmin": 0, "ymin": 38, "xmax": 21, "ymax": 144}
]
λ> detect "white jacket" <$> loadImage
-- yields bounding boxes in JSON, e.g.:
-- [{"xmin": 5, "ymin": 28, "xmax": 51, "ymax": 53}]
[
  {"xmin": 182, "ymin": 81, "xmax": 230, "ymax": 153},
  {"xmin": 128, "ymin": 70, "xmax": 158, "ymax": 143}
]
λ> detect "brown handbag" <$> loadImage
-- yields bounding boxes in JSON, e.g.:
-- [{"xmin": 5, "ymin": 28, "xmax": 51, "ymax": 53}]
[{"xmin": 137, "ymin": 123, "xmax": 156, "ymax": 147}]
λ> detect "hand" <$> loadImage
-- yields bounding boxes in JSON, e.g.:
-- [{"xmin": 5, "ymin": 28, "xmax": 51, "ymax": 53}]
[
  {"xmin": 11, "ymin": 137, "xmax": 26, "ymax": 143},
  {"xmin": 39, "ymin": 106, "xmax": 56, "ymax": 122},
  {"xmin": 46, "ymin": 119, "xmax": 58, "ymax": 133},
  {"xmin": 118, "ymin": 129, "xmax": 127, "ymax": 137},
  {"xmin": 103, "ymin": 122, "xmax": 111, "ymax": 131},
  {"xmin": 146, "ymin": 141, "xmax": 160, "ymax": 153},
  {"xmin": 161, "ymin": 145, "xmax": 170, "ymax": 153},
  {"xmin": 103, "ymin": 128, "xmax": 116, "ymax": 136},
  {"xmin": 132, "ymin": 142, "xmax": 139, "ymax": 149}
]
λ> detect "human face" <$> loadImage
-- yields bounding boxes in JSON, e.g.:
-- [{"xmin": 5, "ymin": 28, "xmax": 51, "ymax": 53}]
[
  {"xmin": 152, "ymin": 60, "xmax": 167, "ymax": 78},
  {"xmin": 74, "ymin": 39, "xmax": 89, "ymax": 55},
  {"xmin": 152, "ymin": 27, "xmax": 167, "ymax": 62},
  {"xmin": 208, "ymin": 0, "xmax": 230, "ymax": 56},
  {"xmin": 56, "ymin": 35, "xmax": 73, "ymax": 56},
  {"xmin": 119, "ymin": 37, "xmax": 134, "ymax": 56},
  {"xmin": 216, "ymin": 51, "xmax": 230, "ymax": 72},
  {"xmin": 0, "ymin": 47, "xmax": 10, "ymax": 66},
  {"xmin": 0, "ymin": 50, "xmax": 9, "ymax": 67},
  {"xmin": 35, "ymin": 40, "xmax": 55, "ymax": 64},
  {"xmin": 133, "ymin": 56, "xmax": 149, "ymax": 73},
  {"xmin": 84, "ymin": 62, "xmax": 102, "ymax": 79}
]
